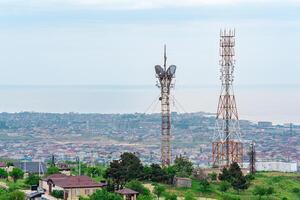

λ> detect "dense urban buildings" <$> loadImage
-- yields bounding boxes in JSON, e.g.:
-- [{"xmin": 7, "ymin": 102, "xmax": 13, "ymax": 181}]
[{"xmin": 0, "ymin": 112, "xmax": 298, "ymax": 170}]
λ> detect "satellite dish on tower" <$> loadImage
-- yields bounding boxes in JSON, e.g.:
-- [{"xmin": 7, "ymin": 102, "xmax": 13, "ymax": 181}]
[
  {"xmin": 155, "ymin": 65, "xmax": 164, "ymax": 77},
  {"xmin": 167, "ymin": 65, "xmax": 176, "ymax": 76}
]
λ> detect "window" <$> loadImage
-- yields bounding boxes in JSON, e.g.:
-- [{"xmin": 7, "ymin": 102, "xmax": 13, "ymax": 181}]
[{"xmin": 85, "ymin": 189, "xmax": 90, "ymax": 195}]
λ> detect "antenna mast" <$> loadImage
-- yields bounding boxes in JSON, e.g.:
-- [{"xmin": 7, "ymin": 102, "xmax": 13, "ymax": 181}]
[
  {"xmin": 155, "ymin": 45, "xmax": 177, "ymax": 167},
  {"xmin": 212, "ymin": 29, "xmax": 243, "ymax": 167}
]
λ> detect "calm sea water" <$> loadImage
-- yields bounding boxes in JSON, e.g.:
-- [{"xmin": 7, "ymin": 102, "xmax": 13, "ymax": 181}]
[{"xmin": 0, "ymin": 85, "xmax": 298, "ymax": 124}]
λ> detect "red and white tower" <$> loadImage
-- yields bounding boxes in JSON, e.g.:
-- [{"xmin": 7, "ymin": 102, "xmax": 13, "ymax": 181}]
[{"xmin": 212, "ymin": 29, "xmax": 243, "ymax": 167}]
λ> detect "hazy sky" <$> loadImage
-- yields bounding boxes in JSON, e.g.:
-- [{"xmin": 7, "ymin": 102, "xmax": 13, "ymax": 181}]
[{"xmin": 0, "ymin": 0, "xmax": 300, "ymax": 86}]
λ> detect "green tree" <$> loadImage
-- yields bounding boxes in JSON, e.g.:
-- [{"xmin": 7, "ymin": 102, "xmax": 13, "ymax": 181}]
[
  {"xmin": 89, "ymin": 189, "xmax": 122, "ymax": 200},
  {"xmin": 173, "ymin": 156, "xmax": 193, "ymax": 178},
  {"xmin": 184, "ymin": 191, "xmax": 196, "ymax": 200},
  {"xmin": 219, "ymin": 162, "xmax": 249, "ymax": 192},
  {"xmin": 46, "ymin": 166, "xmax": 59, "ymax": 175},
  {"xmin": 9, "ymin": 168, "xmax": 24, "ymax": 183},
  {"xmin": 87, "ymin": 166, "xmax": 102, "ymax": 178},
  {"xmin": 25, "ymin": 174, "xmax": 40, "ymax": 186},
  {"xmin": 0, "ymin": 168, "xmax": 8, "ymax": 179},
  {"xmin": 153, "ymin": 184, "xmax": 165, "ymax": 200},
  {"xmin": 125, "ymin": 180, "xmax": 150, "ymax": 196},
  {"xmin": 143, "ymin": 164, "xmax": 168, "ymax": 183},
  {"xmin": 105, "ymin": 152, "xmax": 143, "ymax": 189}
]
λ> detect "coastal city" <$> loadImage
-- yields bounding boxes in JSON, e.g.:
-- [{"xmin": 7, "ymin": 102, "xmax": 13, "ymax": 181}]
[{"xmin": 0, "ymin": 112, "xmax": 298, "ymax": 169}]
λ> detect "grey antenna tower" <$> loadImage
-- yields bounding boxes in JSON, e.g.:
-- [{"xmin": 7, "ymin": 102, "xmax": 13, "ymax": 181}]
[{"xmin": 155, "ymin": 45, "xmax": 177, "ymax": 167}]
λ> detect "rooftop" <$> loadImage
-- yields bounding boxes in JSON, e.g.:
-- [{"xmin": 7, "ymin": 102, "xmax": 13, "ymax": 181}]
[{"xmin": 44, "ymin": 174, "xmax": 105, "ymax": 189}]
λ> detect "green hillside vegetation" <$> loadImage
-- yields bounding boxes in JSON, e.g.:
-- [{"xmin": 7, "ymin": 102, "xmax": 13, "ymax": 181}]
[{"xmin": 160, "ymin": 172, "xmax": 300, "ymax": 200}]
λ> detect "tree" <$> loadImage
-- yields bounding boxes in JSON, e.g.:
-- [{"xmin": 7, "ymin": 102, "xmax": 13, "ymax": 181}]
[
  {"xmin": 105, "ymin": 152, "xmax": 143, "ymax": 189},
  {"xmin": 9, "ymin": 168, "xmax": 24, "ymax": 183},
  {"xmin": 218, "ymin": 162, "xmax": 249, "ymax": 192},
  {"xmin": 125, "ymin": 180, "xmax": 150, "ymax": 196},
  {"xmin": 219, "ymin": 181, "xmax": 231, "ymax": 193},
  {"xmin": 0, "ymin": 168, "xmax": 8, "ymax": 179},
  {"xmin": 184, "ymin": 191, "xmax": 196, "ymax": 200},
  {"xmin": 25, "ymin": 174, "xmax": 40, "ymax": 186},
  {"xmin": 143, "ymin": 164, "xmax": 168, "ymax": 183},
  {"xmin": 120, "ymin": 152, "xmax": 143, "ymax": 182},
  {"xmin": 89, "ymin": 189, "xmax": 122, "ymax": 200},
  {"xmin": 46, "ymin": 166, "xmax": 59, "ymax": 175},
  {"xmin": 87, "ymin": 166, "xmax": 102, "ymax": 178},
  {"xmin": 153, "ymin": 184, "xmax": 165, "ymax": 200},
  {"xmin": 173, "ymin": 156, "xmax": 193, "ymax": 178}
]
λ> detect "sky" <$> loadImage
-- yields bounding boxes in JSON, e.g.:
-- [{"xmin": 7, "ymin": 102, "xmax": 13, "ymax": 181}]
[{"xmin": 0, "ymin": 0, "xmax": 300, "ymax": 86}]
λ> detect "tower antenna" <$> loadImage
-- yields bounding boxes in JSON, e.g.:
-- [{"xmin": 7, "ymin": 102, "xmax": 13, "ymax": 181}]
[
  {"xmin": 154, "ymin": 45, "xmax": 177, "ymax": 167},
  {"xmin": 212, "ymin": 29, "xmax": 243, "ymax": 167}
]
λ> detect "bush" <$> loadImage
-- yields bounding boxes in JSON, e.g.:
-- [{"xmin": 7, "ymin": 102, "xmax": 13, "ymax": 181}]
[
  {"xmin": 209, "ymin": 172, "xmax": 217, "ymax": 181},
  {"xmin": 164, "ymin": 193, "xmax": 177, "ymax": 200},
  {"xmin": 253, "ymin": 186, "xmax": 274, "ymax": 198},
  {"xmin": 25, "ymin": 174, "xmax": 40, "ymax": 186},
  {"xmin": 184, "ymin": 191, "xmax": 196, "ymax": 200},
  {"xmin": 89, "ymin": 189, "xmax": 122, "ymax": 200},
  {"xmin": 125, "ymin": 180, "xmax": 150, "ymax": 196},
  {"xmin": 219, "ymin": 181, "xmax": 231, "ymax": 192},
  {"xmin": 51, "ymin": 190, "xmax": 64, "ymax": 199},
  {"xmin": 0, "ymin": 168, "xmax": 8, "ymax": 179},
  {"xmin": 9, "ymin": 168, "xmax": 24, "ymax": 183},
  {"xmin": 292, "ymin": 187, "xmax": 300, "ymax": 194},
  {"xmin": 220, "ymin": 193, "xmax": 241, "ymax": 200},
  {"xmin": 198, "ymin": 179, "xmax": 210, "ymax": 193}
]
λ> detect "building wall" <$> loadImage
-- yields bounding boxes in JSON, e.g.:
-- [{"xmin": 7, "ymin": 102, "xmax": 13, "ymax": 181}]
[
  {"xmin": 65, "ymin": 187, "xmax": 101, "ymax": 200},
  {"xmin": 243, "ymin": 162, "xmax": 298, "ymax": 172}
]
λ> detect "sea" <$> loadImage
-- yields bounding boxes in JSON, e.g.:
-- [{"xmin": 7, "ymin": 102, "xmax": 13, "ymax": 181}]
[{"xmin": 0, "ymin": 85, "xmax": 298, "ymax": 125}]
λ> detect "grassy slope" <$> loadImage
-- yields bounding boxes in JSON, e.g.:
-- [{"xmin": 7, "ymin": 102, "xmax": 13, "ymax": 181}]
[{"xmin": 163, "ymin": 172, "xmax": 300, "ymax": 200}]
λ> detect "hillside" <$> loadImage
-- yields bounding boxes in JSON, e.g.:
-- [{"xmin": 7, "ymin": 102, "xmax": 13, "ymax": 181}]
[{"xmin": 162, "ymin": 172, "xmax": 300, "ymax": 200}]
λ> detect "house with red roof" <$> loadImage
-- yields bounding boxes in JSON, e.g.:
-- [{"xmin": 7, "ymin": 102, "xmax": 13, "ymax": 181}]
[{"xmin": 41, "ymin": 174, "xmax": 106, "ymax": 200}]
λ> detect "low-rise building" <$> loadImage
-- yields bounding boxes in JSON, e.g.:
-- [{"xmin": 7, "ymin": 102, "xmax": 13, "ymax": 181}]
[
  {"xmin": 41, "ymin": 174, "xmax": 106, "ymax": 200},
  {"xmin": 116, "ymin": 188, "xmax": 138, "ymax": 200}
]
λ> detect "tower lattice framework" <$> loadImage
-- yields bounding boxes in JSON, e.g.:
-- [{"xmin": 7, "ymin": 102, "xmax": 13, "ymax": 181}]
[
  {"xmin": 155, "ymin": 45, "xmax": 176, "ymax": 167},
  {"xmin": 212, "ymin": 29, "xmax": 243, "ymax": 167}
]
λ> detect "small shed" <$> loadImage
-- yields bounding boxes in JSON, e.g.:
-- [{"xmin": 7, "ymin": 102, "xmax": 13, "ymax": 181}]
[
  {"xmin": 174, "ymin": 177, "xmax": 192, "ymax": 188},
  {"xmin": 116, "ymin": 188, "xmax": 138, "ymax": 200}
]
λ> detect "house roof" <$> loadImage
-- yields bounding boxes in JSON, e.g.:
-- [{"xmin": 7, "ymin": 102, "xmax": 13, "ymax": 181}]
[
  {"xmin": 0, "ymin": 162, "xmax": 6, "ymax": 167},
  {"xmin": 116, "ymin": 188, "xmax": 139, "ymax": 195},
  {"xmin": 44, "ymin": 174, "xmax": 105, "ymax": 189}
]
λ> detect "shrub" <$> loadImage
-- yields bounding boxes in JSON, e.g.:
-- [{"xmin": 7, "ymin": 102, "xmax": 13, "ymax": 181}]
[
  {"xmin": 125, "ymin": 180, "xmax": 150, "ymax": 196},
  {"xmin": 51, "ymin": 190, "xmax": 64, "ymax": 199},
  {"xmin": 219, "ymin": 181, "xmax": 231, "ymax": 192},
  {"xmin": 209, "ymin": 172, "xmax": 217, "ymax": 181}
]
